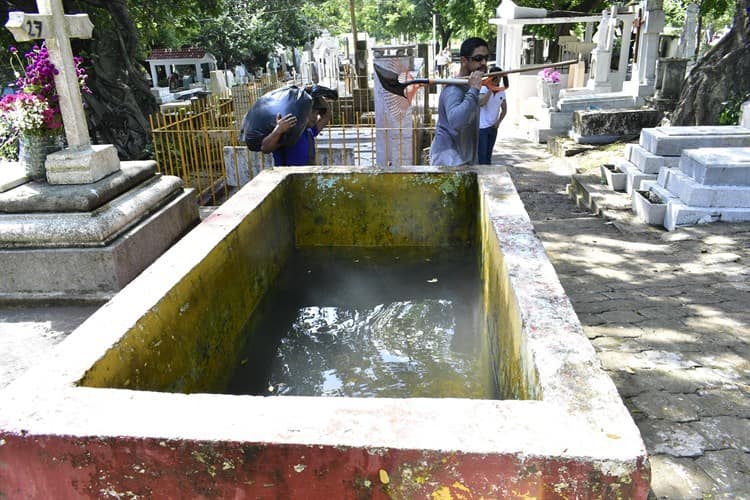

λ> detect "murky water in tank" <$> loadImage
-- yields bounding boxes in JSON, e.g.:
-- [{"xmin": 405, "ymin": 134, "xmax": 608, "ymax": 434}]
[{"xmin": 226, "ymin": 247, "xmax": 495, "ymax": 398}]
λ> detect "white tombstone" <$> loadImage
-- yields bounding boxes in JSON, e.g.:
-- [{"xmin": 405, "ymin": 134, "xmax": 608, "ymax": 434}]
[
  {"xmin": 587, "ymin": 7, "xmax": 616, "ymax": 92},
  {"xmin": 624, "ymin": 0, "xmax": 665, "ymax": 99},
  {"xmin": 234, "ymin": 64, "xmax": 247, "ymax": 84},
  {"xmin": 741, "ymin": 101, "xmax": 750, "ymax": 129},
  {"xmin": 5, "ymin": 0, "xmax": 119, "ymax": 184},
  {"xmin": 209, "ymin": 70, "xmax": 229, "ymax": 95},
  {"xmin": 678, "ymin": 3, "xmax": 699, "ymax": 59}
]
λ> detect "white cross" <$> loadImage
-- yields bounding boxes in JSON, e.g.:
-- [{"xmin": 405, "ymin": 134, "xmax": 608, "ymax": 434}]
[{"xmin": 6, "ymin": 0, "xmax": 94, "ymax": 150}]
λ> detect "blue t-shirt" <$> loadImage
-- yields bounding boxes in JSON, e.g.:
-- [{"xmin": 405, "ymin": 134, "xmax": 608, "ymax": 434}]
[{"xmin": 273, "ymin": 126, "xmax": 319, "ymax": 166}]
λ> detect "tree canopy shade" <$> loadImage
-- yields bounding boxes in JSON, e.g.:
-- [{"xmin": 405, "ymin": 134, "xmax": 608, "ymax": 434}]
[
  {"xmin": 672, "ymin": 0, "xmax": 750, "ymax": 125},
  {"xmin": 192, "ymin": 0, "xmax": 321, "ymax": 70}
]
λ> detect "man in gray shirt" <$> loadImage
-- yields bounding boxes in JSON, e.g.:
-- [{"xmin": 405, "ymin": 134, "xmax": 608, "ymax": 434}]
[{"xmin": 430, "ymin": 38, "xmax": 489, "ymax": 166}]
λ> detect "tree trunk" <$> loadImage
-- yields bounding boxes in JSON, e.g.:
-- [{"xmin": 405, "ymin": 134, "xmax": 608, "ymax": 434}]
[
  {"xmin": 671, "ymin": 0, "xmax": 750, "ymax": 125},
  {"xmin": 1, "ymin": 0, "xmax": 157, "ymax": 160},
  {"xmin": 79, "ymin": 0, "xmax": 157, "ymax": 160}
]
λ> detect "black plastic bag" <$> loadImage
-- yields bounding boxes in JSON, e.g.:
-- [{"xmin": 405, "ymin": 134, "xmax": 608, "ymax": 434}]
[{"xmin": 241, "ymin": 85, "xmax": 339, "ymax": 152}]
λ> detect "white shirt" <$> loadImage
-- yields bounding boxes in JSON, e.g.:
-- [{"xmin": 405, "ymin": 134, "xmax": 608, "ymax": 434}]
[{"xmin": 479, "ymin": 86, "xmax": 506, "ymax": 129}]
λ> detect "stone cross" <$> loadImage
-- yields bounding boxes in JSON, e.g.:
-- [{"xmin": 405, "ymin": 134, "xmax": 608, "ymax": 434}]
[{"xmin": 6, "ymin": 0, "xmax": 120, "ymax": 184}]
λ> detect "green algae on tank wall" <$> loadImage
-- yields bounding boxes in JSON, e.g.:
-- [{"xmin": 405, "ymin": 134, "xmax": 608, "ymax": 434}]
[{"xmin": 289, "ymin": 173, "xmax": 477, "ymax": 247}]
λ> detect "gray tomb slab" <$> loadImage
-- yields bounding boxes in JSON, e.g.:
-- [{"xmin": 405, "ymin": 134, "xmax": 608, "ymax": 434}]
[
  {"xmin": 664, "ymin": 198, "xmax": 750, "ymax": 230},
  {"xmin": 0, "ymin": 175, "xmax": 185, "ymax": 247},
  {"xmin": 661, "ymin": 169, "xmax": 750, "ymax": 208},
  {"xmin": 678, "ymin": 147, "xmax": 750, "ymax": 185},
  {"xmin": 639, "ymin": 126, "xmax": 750, "ymax": 156},
  {"xmin": 0, "ymin": 161, "xmax": 155, "ymax": 213},
  {"xmin": 557, "ymin": 93, "xmax": 637, "ymax": 113},
  {"xmin": 571, "ymin": 108, "xmax": 661, "ymax": 145},
  {"xmin": 626, "ymin": 143, "xmax": 681, "ymax": 174}
]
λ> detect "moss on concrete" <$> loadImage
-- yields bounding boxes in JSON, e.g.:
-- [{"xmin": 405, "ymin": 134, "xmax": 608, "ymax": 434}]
[{"xmin": 289, "ymin": 173, "xmax": 477, "ymax": 247}]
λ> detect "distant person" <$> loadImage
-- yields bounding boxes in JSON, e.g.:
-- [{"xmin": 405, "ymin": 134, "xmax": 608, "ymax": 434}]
[
  {"xmin": 261, "ymin": 98, "xmax": 331, "ymax": 166},
  {"xmin": 436, "ymin": 47, "xmax": 451, "ymax": 77},
  {"xmin": 478, "ymin": 65, "xmax": 509, "ymax": 165},
  {"xmin": 429, "ymin": 37, "xmax": 488, "ymax": 166}
]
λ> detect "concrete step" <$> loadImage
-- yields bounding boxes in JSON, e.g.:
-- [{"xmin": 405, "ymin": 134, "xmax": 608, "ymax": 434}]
[
  {"xmin": 664, "ymin": 198, "xmax": 750, "ymax": 230},
  {"xmin": 639, "ymin": 126, "xmax": 750, "ymax": 156},
  {"xmin": 679, "ymin": 147, "xmax": 750, "ymax": 185},
  {"xmin": 618, "ymin": 160, "xmax": 658, "ymax": 195},
  {"xmin": 625, "ymin": 143, "xmax": 681, "ymax": 174},
  {"xmin": 660, "ymin": 168, "xmax": 750, "ymax": 208}
]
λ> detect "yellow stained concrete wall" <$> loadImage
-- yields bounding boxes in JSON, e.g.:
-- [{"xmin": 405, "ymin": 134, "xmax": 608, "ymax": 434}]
[
  {"xmin": 79, "ymin": 171, "xmax": 492, "ymax": 394},
  {"xmin": 479, "ymin": 182, "xmax": 540, "ymax": 401},
  {"xmin": 80, "ymin": 181, "xmax": 294, "ymax": 393},
  {"xmin": 290, "ymin": 173, "xmax": 477, "ymax": 247}
]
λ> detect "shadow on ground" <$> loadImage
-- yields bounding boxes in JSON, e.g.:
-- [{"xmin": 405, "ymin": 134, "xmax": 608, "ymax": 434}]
[{"xmin": 498, "ymin": 137, "xmax": 750, "ymax": 499}]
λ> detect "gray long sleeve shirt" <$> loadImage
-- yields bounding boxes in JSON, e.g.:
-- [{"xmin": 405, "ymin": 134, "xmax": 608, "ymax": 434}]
[{"xmin": 429, "ymin": 85, "xmax": 480, "ymax": 166}]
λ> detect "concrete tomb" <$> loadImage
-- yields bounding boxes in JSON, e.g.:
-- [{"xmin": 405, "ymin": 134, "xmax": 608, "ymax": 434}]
[
  {"xmin": 0, "ymin": 166, "xmax": 649, "ymax": 497},
  {"xmin": 2, "ymin": 0, "xmax": 199, "ymax": 300},
  {"xmin": 617, "ymin": 126, "xmax": 750, "ymax": 196},
  {"xmin": 653, "ymin": 147, "xmax": 750, "ymax": 229}
]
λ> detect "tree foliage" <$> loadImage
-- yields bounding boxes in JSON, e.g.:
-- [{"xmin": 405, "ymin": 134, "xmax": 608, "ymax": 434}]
[{"xmin": 193, "ymin": 0, "xmax": 321, "ymax": 70}]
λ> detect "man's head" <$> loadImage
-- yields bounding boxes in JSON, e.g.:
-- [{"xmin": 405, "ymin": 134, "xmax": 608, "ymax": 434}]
[
  {"xmin": 308, "ymin": 97, "xmax": 328, "ymax": 126},
  {"xmin": 488, "ymin": 65, "xmax": 501, "ymax": 84},
  {"xmin": 459, "ymin": 37, "xmax": 490, "ymax": 76}
]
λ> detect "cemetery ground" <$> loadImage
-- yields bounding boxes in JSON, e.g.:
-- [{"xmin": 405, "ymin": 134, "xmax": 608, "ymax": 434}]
[{"xmin": 1, "ymin": 133, "xmax": 748, "ymax": 498}]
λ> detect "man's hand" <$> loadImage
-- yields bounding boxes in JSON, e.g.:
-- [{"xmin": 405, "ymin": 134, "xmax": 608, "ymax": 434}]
[
  {"xmin": 468, "ymin": 70, "xmax": 484, "ymax": 90},
  {"xmin": 275, "ymin": 113, "xmax": 297, "ymax": 132},
  {"xmin": 261, "ymin": 113, "xmax": 297, "ymax": 154}
]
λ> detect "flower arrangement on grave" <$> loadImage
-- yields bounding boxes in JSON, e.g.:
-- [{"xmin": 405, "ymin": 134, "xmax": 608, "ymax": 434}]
[
  {"xmin": 0, "ymin": 43, "xmax": 90, "ymax": 177},
  {"xmin": 0, "ymin": 43, "xmax": 90, "ymax": 139},
  {"xmin": 536, "ymin": 67, "xmax": 562, "ymax": 109},
  {"xmin": 537, "ymin": 67, "xmax": 561, "ymax": 84}
]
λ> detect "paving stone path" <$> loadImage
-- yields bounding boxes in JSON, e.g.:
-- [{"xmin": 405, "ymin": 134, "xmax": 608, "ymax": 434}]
[{"xmin": 495, "ymin": 135, "xmax": 750, "ymax": 499}]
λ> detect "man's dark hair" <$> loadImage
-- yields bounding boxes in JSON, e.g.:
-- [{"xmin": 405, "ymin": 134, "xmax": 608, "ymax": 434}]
[
  {"xmin": 489, "ymin": 65, "xmax": 510, "ymax": 88},
  {"xmin": 460, "ymin": 37, "xmax": 489, "ymax": 57}
]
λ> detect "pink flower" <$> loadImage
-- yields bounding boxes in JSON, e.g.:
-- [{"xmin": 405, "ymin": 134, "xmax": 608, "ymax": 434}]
[
  {"xmin": 538, "ymin": 67, "xmax": 561, "ymax": 83},
  {"xmin": 4, "ymin": 41, "xmax": 91, "ymax": 134}
]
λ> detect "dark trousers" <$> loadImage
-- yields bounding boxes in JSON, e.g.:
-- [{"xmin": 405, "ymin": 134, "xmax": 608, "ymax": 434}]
[{"xmin": 478, "ymin": 126, "xmax": 498, "ymax": 165}]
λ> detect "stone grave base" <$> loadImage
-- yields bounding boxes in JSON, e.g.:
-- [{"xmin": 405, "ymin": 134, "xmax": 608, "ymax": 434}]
[
  {"xmin": 0, "ymin": 161, "xmax": 199, "ymax": 300},
  {"xmin": 618, "ymin": 160, "xmax": 658, "ymax": 195},
  {"xmin": 569, "ymin": 108, "xmax": 662, "ymax": 145}
]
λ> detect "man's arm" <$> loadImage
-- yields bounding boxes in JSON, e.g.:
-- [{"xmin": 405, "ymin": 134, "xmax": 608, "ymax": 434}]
[
  {"xmin": 443, "ymin": 71, "xmax": 483, "ymax": 128},
  {"xmin": 496, "ymin": 99, "xmax": 507, "ymax": 127},
  {"xmin": 479, "ymin": 86, "xmax": 491, "ymax": 107},
  {"xmin": 260, "ymin": 113, "xmax": 297, "ymax": 153}
]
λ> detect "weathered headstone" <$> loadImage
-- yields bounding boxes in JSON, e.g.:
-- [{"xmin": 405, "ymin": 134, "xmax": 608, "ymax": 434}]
[
  {"xmin": 209, "ymin": 70, "xmax": 229, "ymax": 96},
  {"xmin": 741, "ymin": 100, "xmax": 750, "ymax": 128},
  {"xmin": 678, "ymin": 3, "xmax": 699, "ymax": 59},
  {"xmin": 6, "ymin": 0, "xmax": 119, "ymax": 184},
  {"xmin": 587, "ymin": 8, "xmax": 615, "ymax": 92}
]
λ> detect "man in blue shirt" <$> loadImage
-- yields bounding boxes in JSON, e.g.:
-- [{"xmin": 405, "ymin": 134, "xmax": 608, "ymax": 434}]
[
  {"xmin": 261, "ymin": 98, "xmax": 331, "ymax": 166},
  {"xmin": 429, "ymin": 37, "xmax": 488, "ymax": 166}
]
